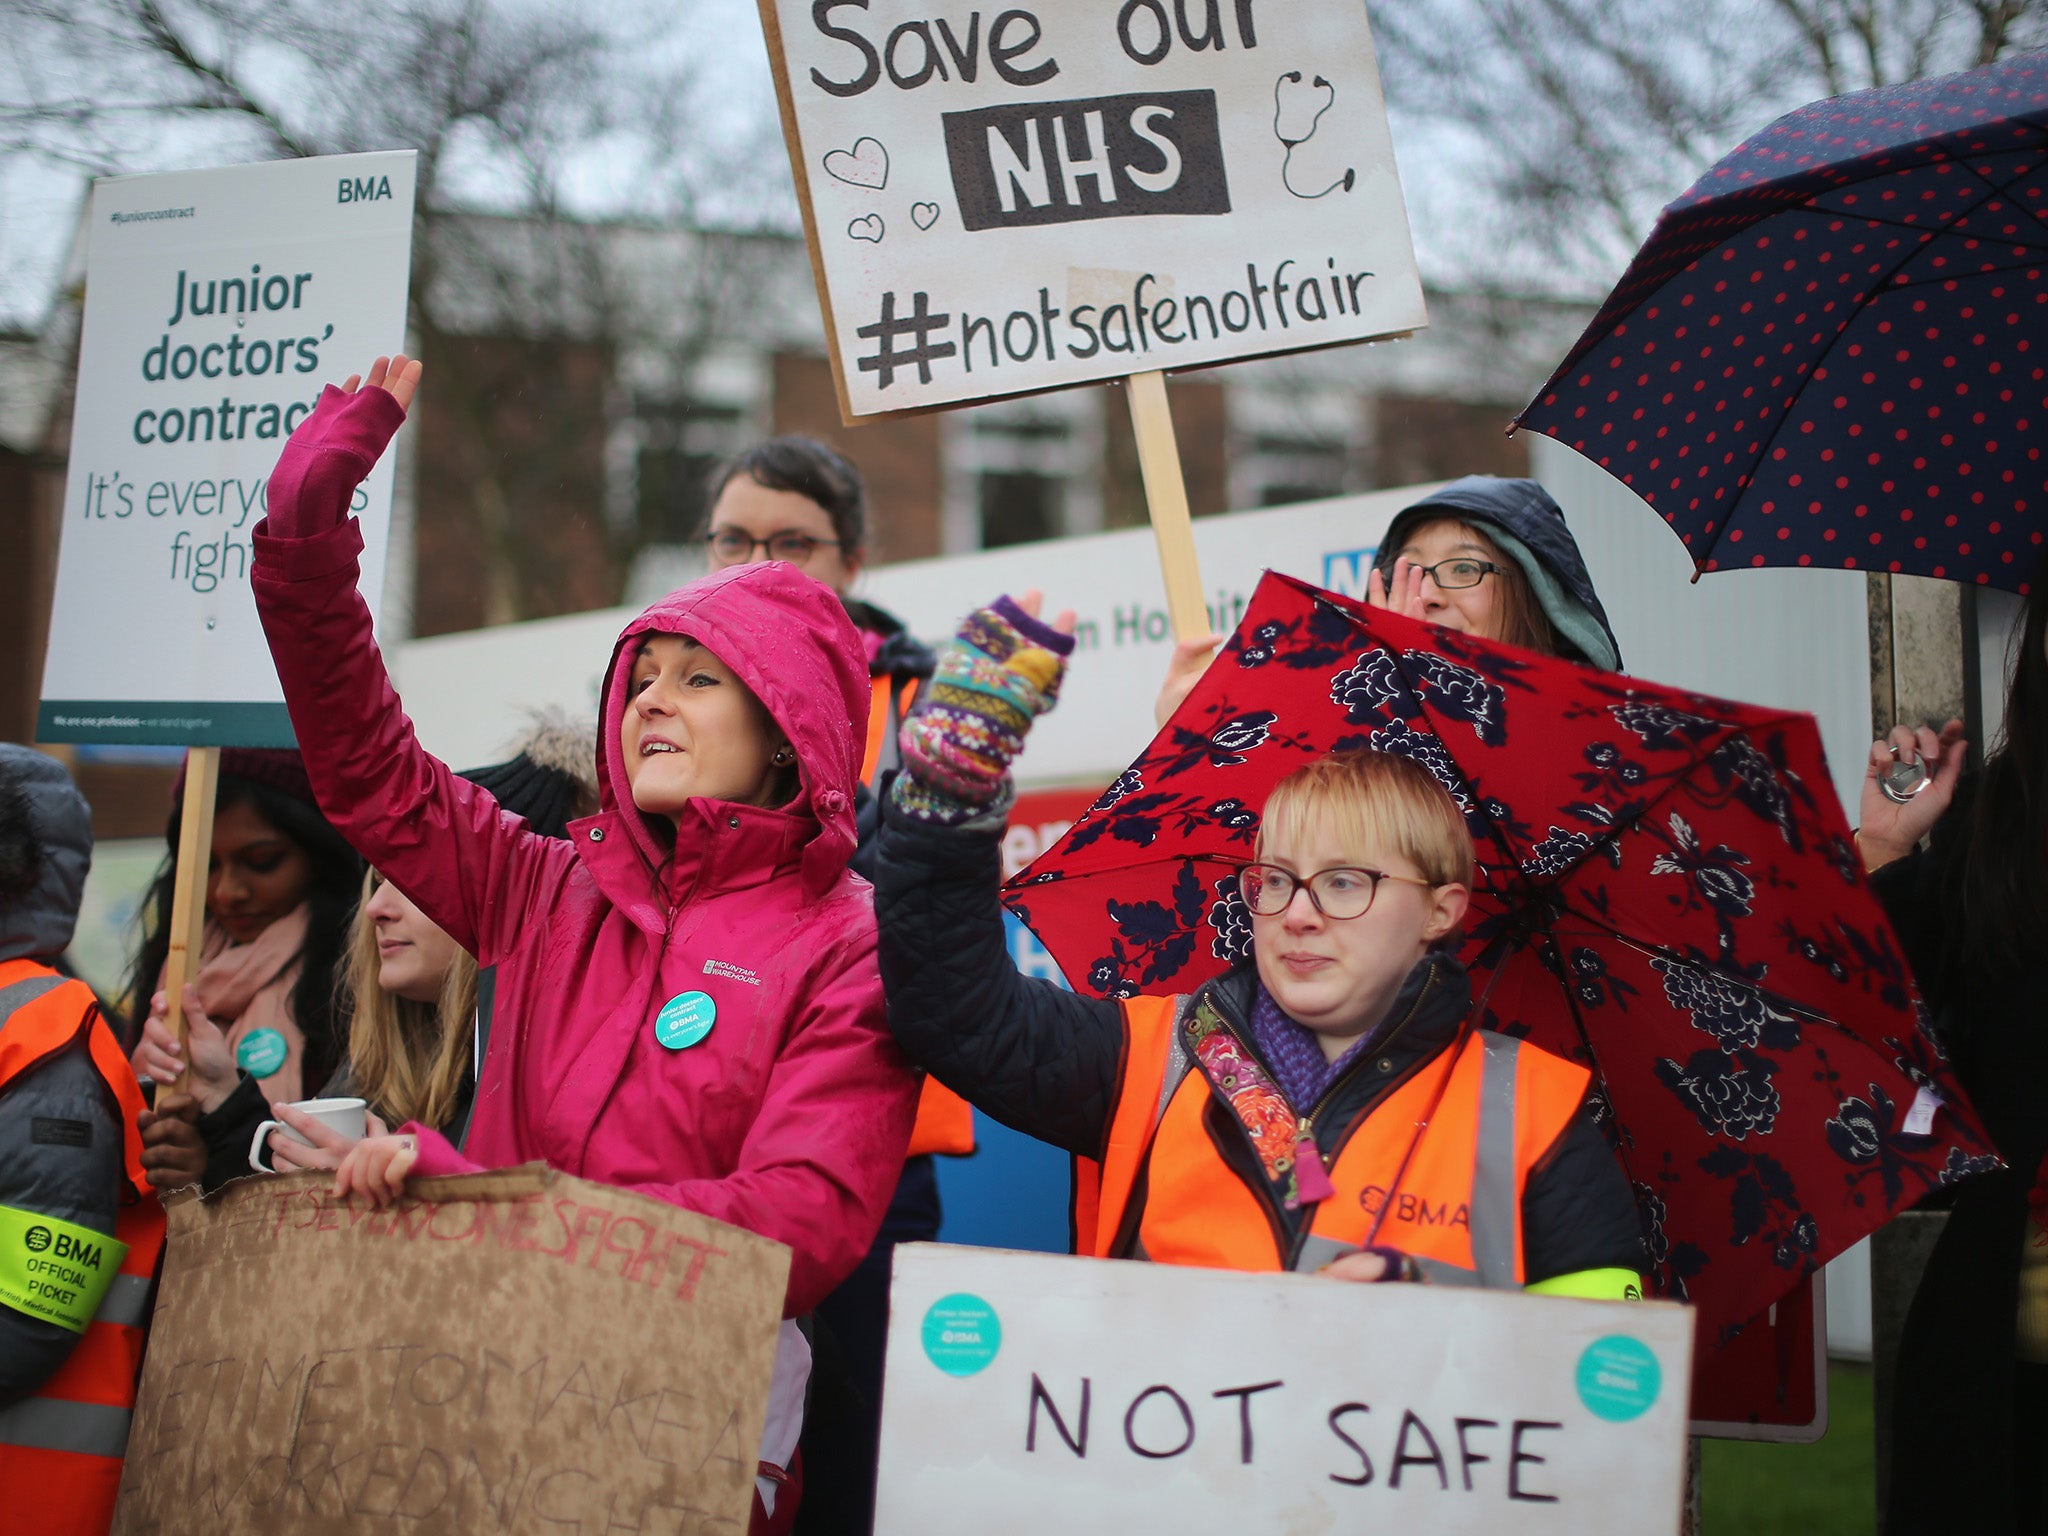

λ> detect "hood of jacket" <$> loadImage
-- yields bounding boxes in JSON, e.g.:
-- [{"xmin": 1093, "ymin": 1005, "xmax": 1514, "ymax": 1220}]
[
  {"xmin": 1374, "ymin": 475, "xmax": 1623, "ymax": 671},
  {"xmin": 596, "ymin": 560, "xmax": 870, "ymax": 899},
  {"xmin": 0, "ymin": 745, "xmax": 92, "ymax": 963}
]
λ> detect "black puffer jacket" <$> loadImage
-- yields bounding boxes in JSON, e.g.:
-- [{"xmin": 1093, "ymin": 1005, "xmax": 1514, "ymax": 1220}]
[
  {"xmin": 0, "ymin": 746, "xmax": 126, "ymax": 1404},
  {"xmin": 875, "ymin": 800, "xmax": 1646, "ymax": 1282}
]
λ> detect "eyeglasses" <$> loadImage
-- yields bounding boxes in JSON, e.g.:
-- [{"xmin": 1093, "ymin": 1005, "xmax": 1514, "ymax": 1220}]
[
  {"xmin": 705, "ymin": 528, "xmax": 842, "ymax": 564},
  {"xmin": 1235, "ymin": 862, "xmax": 1434, "ymax": 920},
  {"xmin": 1396, "ymin": 557, "xmax": 1510, "ymax": 591}
]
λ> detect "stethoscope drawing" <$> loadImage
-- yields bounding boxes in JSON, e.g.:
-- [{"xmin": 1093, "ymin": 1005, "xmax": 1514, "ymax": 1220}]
[{"xmin": 1274, "ymin": 72, "xmax": 1356, "ymax": 199}]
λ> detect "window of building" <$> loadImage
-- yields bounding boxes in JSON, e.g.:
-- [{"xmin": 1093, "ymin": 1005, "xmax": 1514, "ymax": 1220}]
[
  {"xmin": 632, "ymin": 398, "xmax": 746, "ymax": 547},
  {"xmin": 942, "ymin": 396, "xmax": 1104, "ymax": 552}
]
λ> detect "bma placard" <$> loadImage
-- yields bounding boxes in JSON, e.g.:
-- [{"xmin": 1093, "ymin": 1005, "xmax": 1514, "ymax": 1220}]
[
  {"xmin": 758, "ymin": 1, "xmax": 1426, "ymax": 420},
  {"xmin": 38, "ymin": 151, "xmax": 415, "ymax": 746},
  {"xmin": 876, "ymin": 1244, "xmax": 1693, "ymax": 1534}
]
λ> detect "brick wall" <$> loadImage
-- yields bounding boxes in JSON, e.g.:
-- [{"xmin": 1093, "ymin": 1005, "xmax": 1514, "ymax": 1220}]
[
  {"xmin": 771, "ymin": 353, "xmax": 944, "ymax": 565},
  {"xmin": 411, "ymin": 333, "xmax": 618, "ymax": 637},
  {"xmin": 1102, "ymin": 376, "xmax": 1229, "ymax": 528}
]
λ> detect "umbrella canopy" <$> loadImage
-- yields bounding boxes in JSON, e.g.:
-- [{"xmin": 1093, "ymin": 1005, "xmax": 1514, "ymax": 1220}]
[
  {"xmin": 1516, "ymin": 51, "xmax": 2048, "ymax": 592},
  {"xmin": 1007, "ymin": 572, "xmax": 1995, "ymax": 1346}
]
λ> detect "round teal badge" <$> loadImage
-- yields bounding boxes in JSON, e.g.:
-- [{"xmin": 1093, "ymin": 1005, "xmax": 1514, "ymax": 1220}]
[
  {"xmin": 654, "ymin": 991, "xmax": 717, "ymax": 1051},
  {"xmin": 1576, "ymin": 1334, "xmax": 1662, "ymax": 1422},
  {"xmin": 235, "ymin": 1027, "xmax": 288, "ymax": 1078},
  {"xmin": 921, "ymin": 1293, "xmax": 1001, "ymax": 1377}
]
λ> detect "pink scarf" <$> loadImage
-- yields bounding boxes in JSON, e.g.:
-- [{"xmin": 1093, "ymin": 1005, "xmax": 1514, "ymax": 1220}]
[{"xmin": 173, "ymin": 905, "xmax": 312, "ymax": 1102}]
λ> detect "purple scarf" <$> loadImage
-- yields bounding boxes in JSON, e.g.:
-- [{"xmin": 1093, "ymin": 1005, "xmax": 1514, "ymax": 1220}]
[{"xmin": 1248, "ymin": 982, "xmax": 1380, "ymax": 1113}]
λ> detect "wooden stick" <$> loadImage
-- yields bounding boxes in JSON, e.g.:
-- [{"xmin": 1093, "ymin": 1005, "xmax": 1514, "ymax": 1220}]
[
  {"xmin": 162, "ymin": 746, "xmax": 219, "ymax": 1097},
  {"xmin": 1125, "ymin": 370, "xmax": 1210, "ymax": 643}
]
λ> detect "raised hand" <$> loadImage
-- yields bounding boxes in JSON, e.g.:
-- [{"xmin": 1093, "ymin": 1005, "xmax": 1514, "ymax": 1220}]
[
  {"xmin": 895, "ymin": 591, "xmax": 1079, "ymax": 820},
  {"xmin": 347, "ymin": 352, "xmax": 423, "ymax": 412},
  {"xmin": 1153, "ymin": 632, "xmax": 1224, "ymax": 728},
  {"xmin": 266, "ymin": 353, "xmax": 422, "ymax": 540},
  {"xmin": 1367, "ymin": 558, "xmax": 1431, "ymax": 621},
  {"xmin": 1857, "ymin": 719, "xmax": 1965, "ymax": 870}
]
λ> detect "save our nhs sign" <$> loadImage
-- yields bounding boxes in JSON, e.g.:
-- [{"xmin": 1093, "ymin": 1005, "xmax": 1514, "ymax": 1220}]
[{"xmin": 757, "ymin": 1, "xmax": 1425, "ymax": 420}]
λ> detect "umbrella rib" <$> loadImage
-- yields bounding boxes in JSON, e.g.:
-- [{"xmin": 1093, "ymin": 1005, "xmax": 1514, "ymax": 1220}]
[{"xmin": 1540, "ymin": 900, "xmax": 1883, "ymax": 1040}]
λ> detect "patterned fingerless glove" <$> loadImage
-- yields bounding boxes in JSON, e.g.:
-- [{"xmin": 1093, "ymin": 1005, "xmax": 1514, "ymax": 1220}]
[{"xmin": 892, "ymin": 596, "xmax": 1076, "ymax": 823}]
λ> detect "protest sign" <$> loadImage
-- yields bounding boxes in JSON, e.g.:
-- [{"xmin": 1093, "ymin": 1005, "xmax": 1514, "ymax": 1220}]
[
  {"xmin": 875, "ymin": 1244, "xmax": 1694, "ymax": 1534},
  {"xmin": 112, "ymin": 1165, "xmax": 789, "ymax": 1535},
  {"xmin": 38, "ymin": 151, "xmax": 416, "ymax": 747},
  {"xmin": 757, "ymin": 0, "xmax": 1426, "ymax": 422}
]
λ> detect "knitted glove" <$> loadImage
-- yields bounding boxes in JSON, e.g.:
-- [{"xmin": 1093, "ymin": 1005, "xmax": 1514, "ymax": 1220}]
[
  {"xmin": 892, "ymin": 596, "xmax": 1076, "ymax": 823},
  {"xmin": 262, "ymin": 383, "xmax": 407, "ymax": 540}
]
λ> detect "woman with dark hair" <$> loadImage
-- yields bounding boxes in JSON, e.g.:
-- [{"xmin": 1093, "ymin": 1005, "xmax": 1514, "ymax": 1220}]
[
  {"xmin": 124, "ymin": 749, "xmax": 362, "ymax": 1104},
  {"xmin": 1858, "ymin": 560, "xmax": 2048, "ymax": 1535},
  {"xmin": 137, "ymin": 719, "xmax": 600, "ymax": 1192}
]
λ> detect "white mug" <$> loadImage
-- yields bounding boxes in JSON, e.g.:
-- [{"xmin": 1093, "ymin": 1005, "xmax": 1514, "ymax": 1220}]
[{"xmin": 249, "ymin": 1097, "xmax": 369, "ymax": 1172}]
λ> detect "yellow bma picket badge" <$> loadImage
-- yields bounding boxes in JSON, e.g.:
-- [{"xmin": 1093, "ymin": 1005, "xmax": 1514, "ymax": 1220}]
[{"xmin": 0, "ymin": 1204, "xmax": 126, "ymax": 1334}]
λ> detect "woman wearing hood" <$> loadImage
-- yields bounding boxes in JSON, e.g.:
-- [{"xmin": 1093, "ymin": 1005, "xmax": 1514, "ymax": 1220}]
[
  {"xmin": 1154, "ymin": 475, "xmax": 1623, "ymax": 723},
  {"xmin": 248, "ymin": 356, "xmax": 920, "ymax": 1533}
]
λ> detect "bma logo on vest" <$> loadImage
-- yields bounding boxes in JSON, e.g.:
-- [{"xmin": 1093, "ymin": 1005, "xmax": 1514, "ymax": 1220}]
[
  {"xmin": 1359, "ymin": 1186, "xmax": 1470, "ymax": 1230},
  {"xmin": 23, "ymin": 1225, "xmax": 102, "ymax": 1268},
  {"xmin": 338, "ymin": 176, "xmax": 393, "ymax": 204}
]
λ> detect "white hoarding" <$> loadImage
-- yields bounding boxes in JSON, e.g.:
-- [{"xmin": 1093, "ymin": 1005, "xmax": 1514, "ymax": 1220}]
[
  {"xmin": 38, "ymin": 151, "xmax": 416, "ymax": 746},
  {"xmin": 758, "ymin": 0, "xmax": 1425, "ymax": 419},
  {"xmin": 875, "ymin": 1243, "xmax": 1693, "ymax": 1534},
  {"xmin": 389, "ymin": 484, "xmax": 1425, "ymax": 783}
]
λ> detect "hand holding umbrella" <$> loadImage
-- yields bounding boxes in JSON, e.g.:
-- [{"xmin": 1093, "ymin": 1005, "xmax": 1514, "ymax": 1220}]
[{"xmin": 1859, "ymin": 719, "xmax": 1967, "ymax": 869}]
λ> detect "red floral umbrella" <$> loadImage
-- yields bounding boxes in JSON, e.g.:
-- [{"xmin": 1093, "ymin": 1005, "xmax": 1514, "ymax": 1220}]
[{"xmin": 1006, "ymin": 571, "xmax": 1995, "ymax": 1347}]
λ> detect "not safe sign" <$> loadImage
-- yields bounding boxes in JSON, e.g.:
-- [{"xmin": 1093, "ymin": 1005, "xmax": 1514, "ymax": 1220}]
[
  {"xmin": 874, "ymin": 1244, "xmax": 1693, "ymax": 1534},
  {"xmin": 757, "ymin": 1, "xmax": 1426, "ymax": 420}
]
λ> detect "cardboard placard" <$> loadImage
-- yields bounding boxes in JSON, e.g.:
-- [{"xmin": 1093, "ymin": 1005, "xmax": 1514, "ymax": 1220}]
[
  {"xmin": 757, "ymin": 0, "xmax": 1426, "ymax": 420},
  {"xmin": 113, "ymin": 1166, "xmax": 790, "ymax": 1535},
  {"xmin": 39, "ymin": 151, "xmax": 415, "ymax": 747},
  {"xmin": 875, "ymin": 1244, "xmax": 1694, "ymax": 1534}
]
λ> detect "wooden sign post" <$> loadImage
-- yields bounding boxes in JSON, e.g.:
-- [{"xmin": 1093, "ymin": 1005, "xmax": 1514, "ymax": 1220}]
[
  {"xmin": 160, "ymin": 748, "xmax": 219, "ymax": 1087},
  {"xmin": 1125, "ymin": 371, "xmax": 1209, "ymax": 642}
]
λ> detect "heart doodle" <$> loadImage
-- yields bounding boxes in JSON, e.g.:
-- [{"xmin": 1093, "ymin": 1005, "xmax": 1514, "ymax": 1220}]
[
  {"xmin": 911, "ymin": 202, "xmax": 941, "ymax": 230},
  {"xmin": 822, "ymin": 137, "xmax": 889, "ymax": 190},
  {"xmin": 847, "ymin": 214, "xmax": 885, "ymax": 243}
]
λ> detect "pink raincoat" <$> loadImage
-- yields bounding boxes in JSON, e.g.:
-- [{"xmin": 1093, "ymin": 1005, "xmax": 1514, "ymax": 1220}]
[{"xmin": 250, "ymin": 387, "xmax": 919, "ymax": 1314}]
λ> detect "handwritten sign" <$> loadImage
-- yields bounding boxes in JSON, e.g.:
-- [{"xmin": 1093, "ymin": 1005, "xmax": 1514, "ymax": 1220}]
[
  {"xmin": 112, "ymin": 1166, "xmax": 789, "ymax": 1535},
  {"xmin": 874, "ymin": 1244, "xmax": 1693, "ymax": 1534},
  {"xmin": 38, "ymin": 151, "xmax": 415, "ymax": 747},
  {"xmin": 757, "ymin": 1, "xmax": 1425, "ymax": 420}
]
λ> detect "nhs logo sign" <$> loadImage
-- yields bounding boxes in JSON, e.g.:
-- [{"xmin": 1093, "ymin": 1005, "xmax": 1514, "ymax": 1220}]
[{"xmin": 1321, "ymin": 545, "xmax": 1381, "ymax": 601}]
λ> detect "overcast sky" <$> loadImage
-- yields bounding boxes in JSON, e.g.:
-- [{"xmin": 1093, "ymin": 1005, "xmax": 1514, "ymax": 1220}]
[{"xmin": 0, "ymin": 0, "xmax": 1646, "ymax": 332}]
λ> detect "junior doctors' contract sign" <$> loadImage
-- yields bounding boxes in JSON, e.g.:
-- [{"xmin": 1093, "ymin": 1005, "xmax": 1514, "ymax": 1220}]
[
  {"xmin": 876, "ymin": 1244, "xmax": 1694, "ymax": 1535},
  {"xmin": 758, "ymin": 1, "xmax": 1425, "ymax": 419},
  {"xmin": 38, "ymin": 151, "xmax": 415, "ymax": 747}
]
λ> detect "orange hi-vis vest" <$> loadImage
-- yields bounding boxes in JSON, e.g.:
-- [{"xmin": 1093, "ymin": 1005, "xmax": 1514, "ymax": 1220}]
[
  {"xmin": 0, "ymin": 958, "xmax": 167, "ymax": 1536},
  {"xmin": 864, "ymin": 669, "xmax": 974, "ymax": 1158},
  {"xmin": 1075, "ymin": 990, "xmax": 1591, "ymax": 1284}
]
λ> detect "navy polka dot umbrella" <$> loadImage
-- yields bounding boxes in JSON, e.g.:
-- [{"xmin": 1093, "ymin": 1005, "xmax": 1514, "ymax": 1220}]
[{"xmin": 1518, "ymin": 50, "xmax": 2048, "ymax": 593}]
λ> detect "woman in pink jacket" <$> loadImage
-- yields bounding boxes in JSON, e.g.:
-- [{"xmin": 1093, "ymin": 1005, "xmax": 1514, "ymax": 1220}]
[{"xmin": 248, "ymin": 355, "xmax": 920, "ymax": 1315}]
